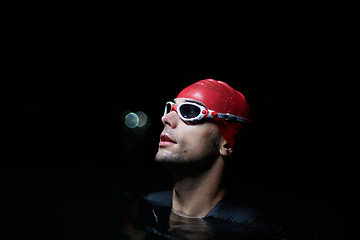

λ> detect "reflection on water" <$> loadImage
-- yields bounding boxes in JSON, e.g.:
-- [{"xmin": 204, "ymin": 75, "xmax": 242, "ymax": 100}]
[{"xmin": 168, "ymin": 211, "xmax": 214, "ymax": 239}]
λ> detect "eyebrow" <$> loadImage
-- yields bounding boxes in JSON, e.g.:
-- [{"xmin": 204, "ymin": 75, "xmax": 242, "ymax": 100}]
[{"xmin": 173, "ymin": 98, "xmax": 208, "ymax": 108}]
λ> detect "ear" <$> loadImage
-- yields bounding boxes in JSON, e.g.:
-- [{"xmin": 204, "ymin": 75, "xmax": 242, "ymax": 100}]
[{"xmin": 219, "ymin": 139, "xmax": 233, "ymax": 157}]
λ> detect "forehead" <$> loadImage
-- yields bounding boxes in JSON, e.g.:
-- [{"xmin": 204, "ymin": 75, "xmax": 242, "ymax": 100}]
[{"xmin": 174, "ymin": 98, "xmax": 208, "ymax": 108}]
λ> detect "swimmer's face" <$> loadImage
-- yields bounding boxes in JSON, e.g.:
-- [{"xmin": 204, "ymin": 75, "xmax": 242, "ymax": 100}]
[{"xmin": 156, "ymin": 98, "xmax": 226, "ymax": 164}]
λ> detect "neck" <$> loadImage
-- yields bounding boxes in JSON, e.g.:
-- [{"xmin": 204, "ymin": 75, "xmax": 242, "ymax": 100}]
[{"xmin": 171, "ymin": 156, "xmax": 227, "ymax": 218}]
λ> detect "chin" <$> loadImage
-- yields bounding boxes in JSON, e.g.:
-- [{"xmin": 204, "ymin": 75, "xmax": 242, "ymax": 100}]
[{"xmin": 155, "ymin": 148, "xmax": 179, "ymax": 163}]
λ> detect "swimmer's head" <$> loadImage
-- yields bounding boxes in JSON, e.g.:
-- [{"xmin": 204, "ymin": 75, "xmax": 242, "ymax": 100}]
[
  {"xmin": 177, "ymin": 79, "xmax": 251, "ymax": 149},
  {"xmin": 156, "ymin": 79, "xmax": 251, "ymax": 166}
]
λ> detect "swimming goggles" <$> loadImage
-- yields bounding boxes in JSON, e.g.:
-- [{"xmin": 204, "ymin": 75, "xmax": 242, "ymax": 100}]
[{"xmin": 164, "ymin": 101, "xmax": 251, "ymax": 123}]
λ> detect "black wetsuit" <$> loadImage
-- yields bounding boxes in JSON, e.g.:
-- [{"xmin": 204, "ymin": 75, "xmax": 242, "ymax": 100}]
[
  {"xmin": 144, "ymin": 190, "xmax": 266, "ymax": 224},
  {"xmin": 95, "ymin": 190, "xmax": 284, "ymax": 239},
  {"xmin": 141, "ymin": 190, "xmax": 282, "ymax": 238}
]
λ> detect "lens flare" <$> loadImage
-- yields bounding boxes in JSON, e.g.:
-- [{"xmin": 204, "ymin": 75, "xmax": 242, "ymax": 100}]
[
  {"xmin": 136, "ymin": 111, "xmax": 148, "ymax": 128},
  {"xmin": 125, "ymin": 112, "xmax": 139, "ymax": 128}
]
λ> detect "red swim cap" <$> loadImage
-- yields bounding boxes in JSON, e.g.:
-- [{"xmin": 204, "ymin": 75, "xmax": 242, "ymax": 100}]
[{"xmin": 177, "ymin": 79, "xmax": 250, "ymax": 149}]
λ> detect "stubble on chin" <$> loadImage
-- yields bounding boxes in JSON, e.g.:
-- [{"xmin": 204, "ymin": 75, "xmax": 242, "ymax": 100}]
[{"xmin": 155, "ymin": 147, "xmax": 183, "ymax": 163}]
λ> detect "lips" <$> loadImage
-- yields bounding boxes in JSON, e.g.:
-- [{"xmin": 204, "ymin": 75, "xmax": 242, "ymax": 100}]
[{"xmin": 159, "ymin": 133, "xmax": 177, "ymax": 147}]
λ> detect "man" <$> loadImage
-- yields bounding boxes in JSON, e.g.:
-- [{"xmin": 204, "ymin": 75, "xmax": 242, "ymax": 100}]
[
  {"xmin": 152, "ymin": 79, "xmax": 251, "ymax": 217},
  {"xmin": 127, "ymin": 79, "xmax": 281, "ymax": 239},
  {"xmin": 139, "ymin": 79, "xmax": 279, "ymax": 236}
]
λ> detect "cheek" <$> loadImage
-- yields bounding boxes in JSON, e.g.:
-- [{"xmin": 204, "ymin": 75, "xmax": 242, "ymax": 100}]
[{"xmin": 180, "ymin": 124, "xmax": 220, "ymax": 152}]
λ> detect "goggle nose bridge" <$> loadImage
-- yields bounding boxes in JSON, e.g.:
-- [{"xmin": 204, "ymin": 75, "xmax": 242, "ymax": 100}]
[{"xmin": 171, "ymin": 103, "xmax": 178, "ymax": 113}]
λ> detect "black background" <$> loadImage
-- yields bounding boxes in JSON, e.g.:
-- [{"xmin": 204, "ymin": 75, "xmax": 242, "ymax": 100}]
[{"xmin": 3, "ymin": 8, "xmax": 356, "ymax": 239}]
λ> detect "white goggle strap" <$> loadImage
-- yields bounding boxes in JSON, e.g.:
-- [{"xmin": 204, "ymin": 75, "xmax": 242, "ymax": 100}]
[
  {"xmin": 199, "ymin": 109, "xmax": 247, "ymax": 123},
  {"xmin": 216, "ymin": 113, "xmax": 247, "ymax": 123}
]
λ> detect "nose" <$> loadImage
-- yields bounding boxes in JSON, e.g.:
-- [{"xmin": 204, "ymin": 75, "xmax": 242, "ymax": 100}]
[{"xmin": 161, "ymin": 111, "xmax": 178, "ymax": 129}]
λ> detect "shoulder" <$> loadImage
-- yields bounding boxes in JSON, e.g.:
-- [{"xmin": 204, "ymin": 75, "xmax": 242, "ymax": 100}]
[
  {"xmin": 206, "ymin": 194, "xmax": 281, "ymax": 234},
  {"xmin": 142, "ymin": 190, "xmax": 172, "ymax": 207},
  {"xmin": 206, "ymin": 194, "xmax": 264, "ymax": 223}
]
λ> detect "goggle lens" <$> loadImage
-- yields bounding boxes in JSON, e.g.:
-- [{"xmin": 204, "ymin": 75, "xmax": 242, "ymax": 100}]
[
  {"xmin": 179, "ymin": 104, "xmax": 200, "ymax": 119},
  {"xmin": 165, "ymin": 102, "xmax": 173, "ymax": 115}
]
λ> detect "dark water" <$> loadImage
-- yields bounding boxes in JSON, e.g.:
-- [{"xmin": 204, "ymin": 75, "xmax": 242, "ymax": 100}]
[{"xmin": 3, "ymin": 167, "xmax": 354, "ymax": 239}]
